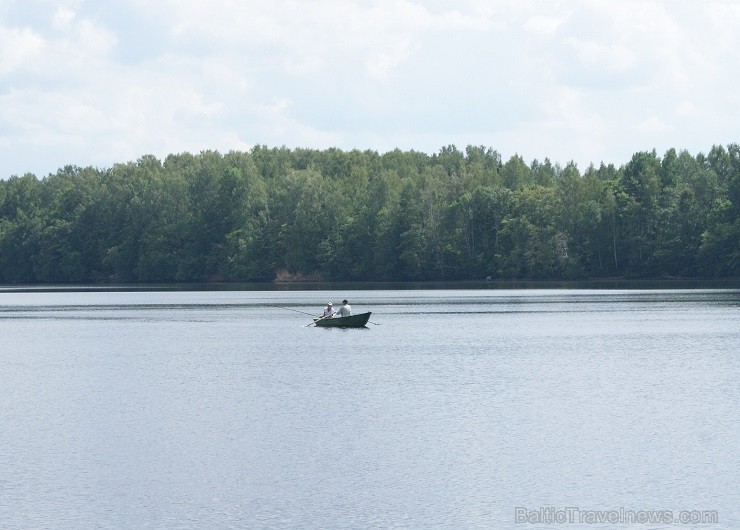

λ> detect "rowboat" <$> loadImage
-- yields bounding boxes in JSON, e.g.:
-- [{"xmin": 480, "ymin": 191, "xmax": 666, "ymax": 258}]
[{"xmin": 313, "ymin": 312, "xmax": 371, "ymax": 328}]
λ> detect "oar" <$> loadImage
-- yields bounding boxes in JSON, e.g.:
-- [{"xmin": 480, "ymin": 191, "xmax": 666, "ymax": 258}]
[{"xmin": 307, "ymin": 313, "xmax": 333, "ymax": 327}]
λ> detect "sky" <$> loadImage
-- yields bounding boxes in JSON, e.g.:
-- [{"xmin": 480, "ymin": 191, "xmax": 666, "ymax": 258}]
[{"xmin": 1, "ymin": 0, "xmax": 739, "ymax": 178}]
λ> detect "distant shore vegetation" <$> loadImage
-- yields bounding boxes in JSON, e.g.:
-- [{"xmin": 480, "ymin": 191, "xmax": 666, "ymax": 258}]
[{"xmin": 1, "ymin": 145, "xmax": 738, "ymax": 284}]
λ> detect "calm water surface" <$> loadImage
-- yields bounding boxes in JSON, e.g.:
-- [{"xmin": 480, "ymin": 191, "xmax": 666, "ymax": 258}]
[{"xmin": 0, "ymin": 289, "xmax": 738, "ymax": 529}]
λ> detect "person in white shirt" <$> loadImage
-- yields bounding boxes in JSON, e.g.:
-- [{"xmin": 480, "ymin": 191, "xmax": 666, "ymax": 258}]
[
  {"xmin": 322, "ymin": 302, "xmax": 335, "ymax": 318},
  {"xmin": 336, "ymin": 299, "xmax": 351, "ymax": 317}
]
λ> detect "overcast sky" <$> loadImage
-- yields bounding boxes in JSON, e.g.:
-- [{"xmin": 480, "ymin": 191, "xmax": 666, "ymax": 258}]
[{"xmin": 1, "ymin": 0, "xmax": 739, "ymax": 178}]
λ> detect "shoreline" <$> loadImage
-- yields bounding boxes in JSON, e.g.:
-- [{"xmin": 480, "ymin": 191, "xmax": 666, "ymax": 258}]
[{"xmin": 1, "ymin": 277, "xmax": 739, "ymax": 293}]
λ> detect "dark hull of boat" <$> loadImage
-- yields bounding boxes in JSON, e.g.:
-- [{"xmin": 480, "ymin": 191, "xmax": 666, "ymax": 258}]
[{"xmin": 314, "ymin": 312, "xmax": 371, "ymax": 328}]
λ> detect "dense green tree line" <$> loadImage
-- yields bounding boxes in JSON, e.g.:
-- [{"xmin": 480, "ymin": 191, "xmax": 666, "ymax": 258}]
[{"xmin": 1, "ymin": 145, "xmax": 738, "ymax": 283}]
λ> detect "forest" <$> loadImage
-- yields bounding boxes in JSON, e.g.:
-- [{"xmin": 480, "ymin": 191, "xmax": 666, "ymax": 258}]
[{"xmin": 0, "ymin": 144, "xmax": 738, "ymax": 284}]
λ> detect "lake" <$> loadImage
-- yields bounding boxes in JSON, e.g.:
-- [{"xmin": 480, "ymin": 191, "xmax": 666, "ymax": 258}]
[{"xmin": 1, "ymin": 288, "xmax": 738, "ymax": 529}]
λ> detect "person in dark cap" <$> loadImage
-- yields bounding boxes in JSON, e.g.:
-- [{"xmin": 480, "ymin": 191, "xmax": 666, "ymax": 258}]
[{"xmin": 337, "ymin": 299, "xmax": 352, "ymax": 318}]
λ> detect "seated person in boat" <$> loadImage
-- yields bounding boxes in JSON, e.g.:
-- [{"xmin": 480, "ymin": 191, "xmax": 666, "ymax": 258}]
[
  {"xmin": 321, "ymin": 302, "xmax": 335, "ymax": 318},
  {"xmin": 336, "ymin": 299, "xmax": 352, "ymax": 317}
]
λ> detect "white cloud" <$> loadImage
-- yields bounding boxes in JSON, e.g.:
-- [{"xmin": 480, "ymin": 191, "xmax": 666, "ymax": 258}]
[
  {"xmin": 0, "ymin": 26, "xmax": 45, "ymax": 74},
  {"xmin": 52, "ymin": 7, "xmax": 76, "ymax": 29},
  {"xmin": 0, "ymin": 0, "xmax": 739, "ymax": 177},
  {"xmin": 638, "ymin": 115, "xmax": 672, "ymax": 133},
  {"xmin": 255, "ymin": 97, "xmax": 341, "ymax": 147},
  {"xmin": 365, "ymin": 38, "xmax": 418, "ymax": 79},
  {"xmin": 677, "ymin": 100, "xmax": 697, "ymax": 117},
  {"xmin": 524, "ymin": 15, "xmax": 563, "ymax": 36},
  {"xmin": 564, "ymin": 38, "xmax": 636, "ymax": 73},
  {"xmin": 135, "ymin": 0, "xmax": 492, "ymax": 79}
]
